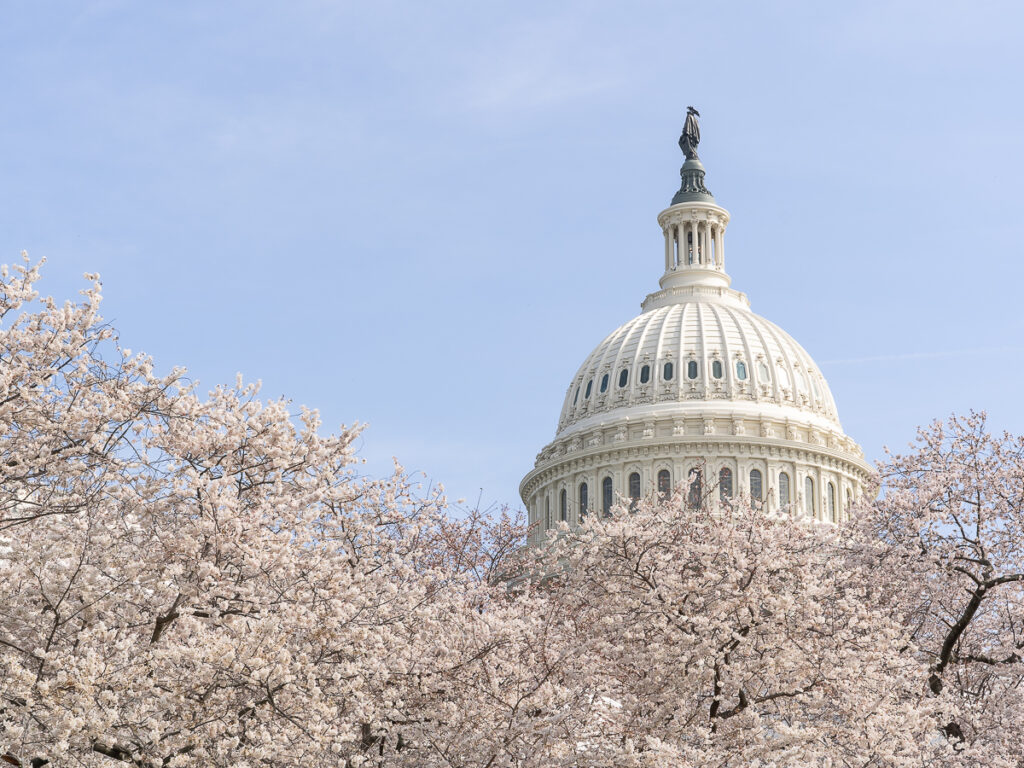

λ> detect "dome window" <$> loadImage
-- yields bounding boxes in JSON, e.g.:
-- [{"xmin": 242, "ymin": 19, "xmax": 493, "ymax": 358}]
[
  {"xmin": 579, "ymin": 483, "xmax": 589, "ymax": 519},
  {"xmin": 663, "ymin": 362, "xmax": 674, "ymax": 381},
  {"xmin": 618, "ymin": 369, "xmax": 629, "ymax": 388},
  {"xmin": 712, "ymin": 360, "xmax": 723, "ymax": 379},
  {"xmin": 779, "ymin": 472, "xmax": 791, "ymax": 506},
  {"xmin": 628, "ymin": 472, "xmax": 641, "ymax": 511},
  {"xmin": 640, "ymin": 364, "xmax": 651, "ymax": 384},
  {"xmin": 736, "ymin": 361, "xmax": 747, "ymax": 380},
  {"xmin": 686, "ymin": 466, "xmax": 702, "ymax": 509},
  {"xmin": 827, "ymin": 481, "xmax": 836, "ymax": 522},
  {"xmin": 719, "ymin": 467, "xmax": 733, "ymax": 500},
  {"xmin": 585, "ymin": 380, "xmax": 593, "ymax": 398},
  {"xmin": 600, "ymin": 374, "xmax": 609, "ymax": 393},
  {"xmin": 777, "ymin": 364, "xmax": 790, "ymax": 387},
  {"xmin": 687, "ymin": 360, "xmax": 698, "ymax": 379},
  {"xmin": 602, "ymin": 476, "xmax": 613, "ymax": 516},
  {"xmin": 804, "ymin": 477, "xmax": 815, "ymax": 517},
  {"xmin": 749, "ymin": 469, "xmax": 763, "ymax": 502},
  {"xmin": 573, "ymin": 386, "xmax": 580, "ymax": 405},
  {"xmin": 657, "ymin": 469, "xmax": 671, "ymax": 499},
  {"xmin": 560, "ymin": 489, "xmax": 567, "ymax": 521},
  {"xmin": 758, "ymin": 361, "xmax": 770, "ymax": 383}
]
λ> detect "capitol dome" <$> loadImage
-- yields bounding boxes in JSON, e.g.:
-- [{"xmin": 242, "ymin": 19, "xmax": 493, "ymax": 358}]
[{"xmin": 520, "ymin": 112, "xmax": 872, "ymax": 545}]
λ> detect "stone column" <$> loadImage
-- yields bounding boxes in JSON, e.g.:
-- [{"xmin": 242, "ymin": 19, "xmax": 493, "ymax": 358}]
[{"xmin": 664, "ymin": 227, "xmax": 672, "ymax": 271}]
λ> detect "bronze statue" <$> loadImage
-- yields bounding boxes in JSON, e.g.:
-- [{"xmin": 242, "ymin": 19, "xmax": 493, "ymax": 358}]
[{"xmin": 679, "ymin": 106, "xmax": 701, "ymax": 160}]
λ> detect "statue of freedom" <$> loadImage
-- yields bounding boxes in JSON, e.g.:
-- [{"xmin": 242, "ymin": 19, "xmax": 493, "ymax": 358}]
[{"xmin": 679, "ymin": 106, "xmax": 701, "ymax": 160}]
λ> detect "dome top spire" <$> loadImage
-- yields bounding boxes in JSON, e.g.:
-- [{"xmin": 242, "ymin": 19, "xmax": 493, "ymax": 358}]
[{"xmin": 672, "ymin": 106, "xmax": 715, "ymax": 204}]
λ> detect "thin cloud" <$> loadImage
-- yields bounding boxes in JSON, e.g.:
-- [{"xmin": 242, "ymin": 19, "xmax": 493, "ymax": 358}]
[{"xmin": 821, "ymin": 347, "xmax": 1024, "ymax": 365}]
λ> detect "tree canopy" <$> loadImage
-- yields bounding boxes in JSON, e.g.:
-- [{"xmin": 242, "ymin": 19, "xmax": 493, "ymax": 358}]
[{"xmin": 1, "ymin": 260, "xmax": 1021, "ymax": 766}]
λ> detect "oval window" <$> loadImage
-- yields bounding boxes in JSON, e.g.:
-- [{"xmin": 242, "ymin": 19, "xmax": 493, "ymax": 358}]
[
  {"xmin": 777, "ymin": 364, "xmax": 790, "ymax": 387},
  {"xmin": 600, "ymin": 374, "xmax": 609, "ymax": 393},
  {"xmin": 758, "ymin": 361, "xmax": 770, "ymax": 383},
  {"xmin": 618, "ymin": 369, "xmax": 628, "ymax": 388},
  {"xmin": 687, "ymin": 360, "xmax": 698, "ymax": 379},
  {"xmin": 640, "ymin": 364, "xmax": 650, "ymax": 384},
  {"xmin": 584, "ymin": 380, "xmax": 593, "ymax": 398},
  {"xmin": 664, "ymin": 362, "xmax": 674, "ymax": 381},
  {"xmin": 736, "ymin": 361, "xmax": 747, "ymax": 380},
  {"xmin": 712, "ymin": 360, "xmax": 723, "ymax": 379}
]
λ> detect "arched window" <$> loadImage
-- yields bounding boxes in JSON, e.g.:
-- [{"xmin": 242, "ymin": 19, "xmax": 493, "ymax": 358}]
[
  {"xmin": 560, "ymin": 488, "xmax": 567, "ymax": 521},
  {"xmin": 749, "ymin": 469, "xmax": 763, "ymax": 502},
  {"xmin": 640, "ymin": 364, "xmax": 651, "ymax": 384},
  {"xmin": 600, "ymin": 374, "xmax": 609, "ymax": 393},
  {"xmin": 828, "ymin": 482, "xmax": 836, "ymax": 522},
  {"xmin": 629, "ymin": 472, "xmax": 641, "ymax": 511},
  {"xmin": 779, "ymin": 472, "xmax": 791, "ymax": 506},
  {"xmin": 719, "ymin": 467, "xmax": 733, "ymax": 500},
  {"xmin": 618, "ymin": 369, "xmax": 628, "ymax": 388},
  {"xmin": 687, "ymin": 360, "xmax": 698, "ymax": 379},
  {"xmin": 736, "ymin": 361, "xmax": 748, "ymax": 380},
  {"xmin": 657, "ymin": 469, "xmax": 671, "ymax": 499},
  {"xmin": 712, "ymin": 360, "xmax": 723, "ymax": 379},
  {"xmin": 579, "ymin": 483, "xmax": 589, "ymax": 519},
  {"xmin": 602, "ymin": 476, "xmax": 613, "ymax": 516},
  {"xmin": 664, "ymin": 362, "xmax": 674, "ymax": 381},
  {"xmin": 573, "ymin": 386, "xmax": 580, "ymax": 405},
  {"xmin": 846, "ymin": 488, "xmax": 853, "ymax": 512},
  {"xmin": 545, "ymin": 496, "xmax": 550, "ymax": 529},
  {"xmin": 584, "ymin": 379, "xmax": 593, "ymax": 398},
  {"xmin": 687, "ymin": 466, "xmax": 703, "ymax": 509},
  {"xmin": 804, "ymin": 477, "xmax": 815, "ymax": 517}
]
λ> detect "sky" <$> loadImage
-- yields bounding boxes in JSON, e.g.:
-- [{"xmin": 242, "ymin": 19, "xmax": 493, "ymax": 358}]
[{"xmin": 2, "ymin": 1, "xmax": 1023, "ymax": 513}]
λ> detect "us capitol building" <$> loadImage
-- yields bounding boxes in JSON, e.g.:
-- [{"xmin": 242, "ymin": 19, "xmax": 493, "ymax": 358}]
[{"xmin": 519, "ymin": 109, "xmax": 872, "ymax": 546}]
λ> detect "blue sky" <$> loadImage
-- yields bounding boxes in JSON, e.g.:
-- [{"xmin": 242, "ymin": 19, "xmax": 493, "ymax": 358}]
[{"xmin": 2, "ymin": 1, "xmax": 1023, "ymax": 511}]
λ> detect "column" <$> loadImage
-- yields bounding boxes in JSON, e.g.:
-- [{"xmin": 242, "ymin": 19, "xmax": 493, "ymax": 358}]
[
  {"xmin": 718, "ymin": 226, "xmax": 725, "ymax": 270},
  {"xmin": 664, "ymin": 227, "xmax": 672, "ymax": 271}
]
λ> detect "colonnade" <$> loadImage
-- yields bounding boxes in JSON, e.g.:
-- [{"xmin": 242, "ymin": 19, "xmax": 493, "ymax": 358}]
[{"xmin": 663, "ymin": 218, "xmax": 725, "ymax": 271}]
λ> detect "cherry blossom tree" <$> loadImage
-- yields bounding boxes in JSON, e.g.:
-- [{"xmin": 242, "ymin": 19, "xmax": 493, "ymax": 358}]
[
  {"xmin": 2, "ymin": 257, "xmax": 1021, "ymax": 766},
  {"xmin": 860, "ymin": 411, "xmax": 1024, "ymax": 761},
  {"xmin": 0, "ymin": 257, "xmax": 533, "ymax": 766},
  {"xmin": 518, "ymin": 492, "xmax": 941, "ymax": 767}
]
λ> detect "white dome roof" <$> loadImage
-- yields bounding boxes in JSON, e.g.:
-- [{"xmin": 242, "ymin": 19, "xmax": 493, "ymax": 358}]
[{"xmin": 556, "ymin": 295, "xmax": 842, "ymax": 439}]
